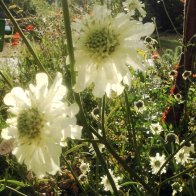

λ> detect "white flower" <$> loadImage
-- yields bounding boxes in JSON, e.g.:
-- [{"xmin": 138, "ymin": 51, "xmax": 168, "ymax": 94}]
[
  {"xmin": 169, "ymin": 70, "xmax": 178, "ymax": 81},
  {"xmin": 100, "ymin": 169, "xmax": 121, "ymax": 193},
  {"xmin": 182, "ymin": 70, "xmax": 192, "ymax": 80},
  {"xmin": 134, "ymin": 100, "xmax": 146, "ymax": 113},
  {"xmin": 73, "ymin": 5, "xmax": 154, "ymax": 97},
  {"xmin": 1, "ymin": 72, "xmax": 82, "ymax": 178},
  {"xmin": 150, "ymin": 122, "xmax": 163, "ymax": 135},
  {"xmin": 150, "ymin": 153, "xmax": 166, "ymax": 174},
  {"xmin": 172, "ymin": 182, "xmax": 183, "ymax": 196},
  {"xmin": 174, "ymin": 148, "xmax": 190, "ymax": 166},
  {"xmin": 123, "ymin": 0, "xmax": 146, "ymax": 18},
  {"xmin": 79, "ymin": 161, "xmax": 90, "ymax": 174}
]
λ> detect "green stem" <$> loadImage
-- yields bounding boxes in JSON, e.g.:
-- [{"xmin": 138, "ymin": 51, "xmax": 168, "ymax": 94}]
[
  {"xmin": 91, "ymin": 142, "xmax": 119, "ymax": 195},
  {"xmin": 5, "ymin": 186, "xmax": 27, "ymax": 196},
  {"xmin": 101, "ymin": 95, "xmax": 106, "ymax": 138},
  {"xmin": 63, "ymin": 156, "xmax": 87, "ymax": 196},
  {"xmin": 0, "ymin": 70, "xmax": 13, "ymax": 88},
  {"xmin": 158, "ymin": 164, "xmax": 196, "ymax": 188},
  {"xmin": 124, "ymin": 90, "xmax": 137, "ymax": 150},
  {"xmin": 61, "ymin": 0, "xmax": 76, "ymax": 87},
  {"xmin": 0, "ymin": 0, "xmax": 48, "ymax": 75}
]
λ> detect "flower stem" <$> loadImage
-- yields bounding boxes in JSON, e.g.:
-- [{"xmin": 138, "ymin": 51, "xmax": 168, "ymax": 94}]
[
  {"xmin": 0, "ymin": 0, "xmax": 48, "ymax": 75},
  {"xmin": 0, "ymin": 70, "xmax": 13, "ymax": 88},
  {"xmin": 63, "ymin": 156, "xmax": 88, "ymax": 195},
  {"xmin": 158, "ymin": 164, "xmax": 196, "ymax": 188},
  {"xmin": 101, "ymin": 95, "xmax": 106, "ymax": 138},
  {"xmin": 61, "ymin": 0, "xmax": 76, "ymax": 87}
]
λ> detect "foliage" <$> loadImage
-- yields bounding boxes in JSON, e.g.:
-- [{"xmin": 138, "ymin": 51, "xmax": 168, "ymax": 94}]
[{"xmin": 0, "ymin": 0, "xmax": 195, "ymax": 195}]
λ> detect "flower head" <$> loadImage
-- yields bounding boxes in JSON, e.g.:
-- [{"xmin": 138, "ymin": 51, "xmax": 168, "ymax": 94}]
[
  {"xmin": 100, "ymin": 169, "xmax": 121, "ymax": 193},
  {"xmin": 1, "ymin": 72, "xmax": 82, "ymax": 178},
  {"xmin": 182, "ymin": 70, "xmax": 192, "ymax": 80},
  {"xmin": 169, "ymin": 70, "xmax": 178, "ymax": 81},
  {"xmin": 150, "ymin": 153, "xmax": 166, "ymax": 174},
  {"xmin": 150, "ymin": 122, "xmax": 163, "ymax": 135},
  {"xmin": 79, "ymin": 161, "xmax": 90, "ymax": 174},
  {"xmin": 172, "ymin": 182, "xmax": 183, "ymax": 196},
  {"xmin": 174, "ymin": 148, "xmax": 190, "ymax": 166},
  {"xmin": 134, "ymin": 100, "xmax": 146, "ymax": 113},
  {"xmin": 73, "ymin": 5, "xmax": 154, "ymax": 97},
  {"xmin": 123, "ymin": 0, "xmax": 146, "ymax": 18}
]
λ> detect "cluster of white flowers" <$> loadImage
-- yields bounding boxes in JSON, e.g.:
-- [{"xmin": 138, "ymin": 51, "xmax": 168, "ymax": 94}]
[
  {"xmin": 1, "ymin": 73, "xmax": 82, "ymax": 178},
  {"xmin": 73, "ymin": 4, "xmax": 154, "ymax": 97}
]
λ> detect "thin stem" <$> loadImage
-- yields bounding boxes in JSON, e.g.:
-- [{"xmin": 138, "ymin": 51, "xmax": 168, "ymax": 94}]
[
  {"xmin": 0, "ymin": 0, "xmax": 48, "ymax": 75},
  {"xmin": 5, "ymin": 186, "xmax": 27, "ymax": 196},
  {"xmin": 162, "ymin": 0, "xmax": 181, "ymax": 36},
  {"xmin": 63, "ymin": 156, "xmax": 87, "ymax": 196},
  {"xmin": 61, "ymin": 0, "xmax": 76, "ymax": 87},
  {"xmin": 158, "ymin": 164, "xmax": 196, "ymax": 188},
  {"xmin": 91, "ymin": 142, "xmax": 119, "ymax": 195},
  {"xmin": 124, "ymin": 90, "xmax": 137, "ymax": 150},
  {"xmin": 101, "ymin": 95, "xmax": 106, "ymax": 138}
]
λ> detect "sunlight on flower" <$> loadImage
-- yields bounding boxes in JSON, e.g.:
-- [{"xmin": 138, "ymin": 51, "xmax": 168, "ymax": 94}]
[
  {"xmin": 1, "ymin": 72, "xmax": 82, "ymax": 178},
  {"xmin": 72, "ymin": 5, "xmax": 154, "ymax": 97},
  {"xmin": 150, "ymin": 153, "xmax": 166, "ymax": 174},
  {"xmin": 100, "ymin": 169, "xmax": 121, "ymax": 193}
]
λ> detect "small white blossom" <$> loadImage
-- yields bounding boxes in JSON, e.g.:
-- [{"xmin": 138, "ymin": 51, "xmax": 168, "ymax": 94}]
[
  {"xmin": 174, "ymin": 148, "xmax": 190, "ymax": 166},
  {"xmin": 182, "ymin": 70, "xmax": 192, "ymax": 80},
  {"xmin": 134, "ymin": 100, "xmax": 146, "ymax": 114},
  {"xmin": 1, "ymin": 72, "xmax": 82, "ymax": 178},
  {"xmin": 172, "ymin": 182, "xmax": 183, "ymax": 196},
  {"xmin": 100, "ymin": 169, "xmax": 121, "ymax": 193},
  {"xmin": 73, "ymin": 5, "xmax": 154, "ymax": 97},
  {"xmin": 150, "ymin": 153, "xmax": 166, "ymax": 175},
  {"xmin": 123, "ymin": 0, "xmax": 146, "ymax": 18},
  {"xmin": 79, "ymin": 161, "xmax": 90, "ymax": 174},
  {"xmin": 150, "ymin": 122, "xmax": 163, "ymax": 135}
]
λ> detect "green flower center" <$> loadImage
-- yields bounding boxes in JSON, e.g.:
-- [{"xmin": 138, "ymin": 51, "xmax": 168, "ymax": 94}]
[
  {"xmin": 179, "ymin": 152, "xmax": 184, "ymax": 160},
  {"xmin": 17, "ymin": 108, "xmax": 45, "ymax": 139},
  {"xmin": 85, "ymin": 28, "xmax": 119, "ymax": 59},
  {"xmin": 154, "ymin": 160, "xmax": 161, "ymax": 167}
]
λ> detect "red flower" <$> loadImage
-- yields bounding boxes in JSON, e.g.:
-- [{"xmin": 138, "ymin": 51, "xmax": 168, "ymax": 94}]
[{"xmin": 26, "ymin": 24, "xmax": 34, "ymax": 31}]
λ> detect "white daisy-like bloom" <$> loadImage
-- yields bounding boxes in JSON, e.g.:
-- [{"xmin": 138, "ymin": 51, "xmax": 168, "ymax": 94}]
[
  {"xmin": 123, "ymin": 0, "xmax": 146, "ymax": 18},
  {"xmin": 171, "ymin": 182, "xmax": 183, "ymax": 196},
  {"xmin": 73, "ymin": 5, "xmax": 154, "ymax": 97},
  {"xmin": 1, "ymin": 72, "xmax": 82, "ymax": 178},
  {"xmin": 182, "ymin": 70, "xmax": 192, "ymax": 80},
  {"xmin": 150, "ymin": 122, "xmax": 163, "ymax": 135},
  {"xmin": 100, "ymin": 169, "xmax": 121, "ymax": 193},
  {"xmin": 150, "ymin": 153, "xmax": 166, "ymax": 175},
  {"xmin": 79, "ymin": 161, "xmax": 90, "ymax": 174},
  {"xmin": 134, "ymin": 100, "xmax": 146, "ymax": 114},
  {"xmin": 174, "ymin": 148, "xmax": 190, "ymax": 166}
]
